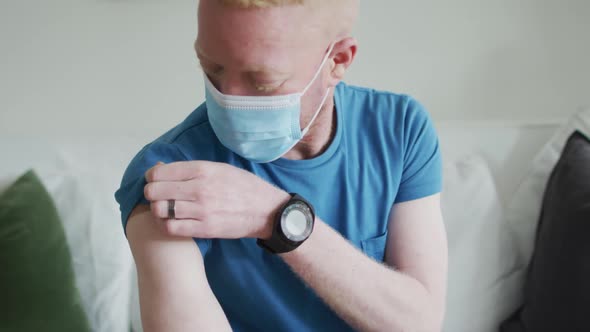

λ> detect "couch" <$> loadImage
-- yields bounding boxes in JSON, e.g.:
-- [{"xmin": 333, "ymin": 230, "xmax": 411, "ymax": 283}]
[{"xmin": 1, "ymin": 111, "xmax": 584, "ymax": 331}]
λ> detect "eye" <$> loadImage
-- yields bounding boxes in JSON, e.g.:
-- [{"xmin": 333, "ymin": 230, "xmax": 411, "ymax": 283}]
[
  {"xmin": 209, "ymin": 66, "xmax": 225, "ymax": 76},
  {"xmin": 254, "ymin": 84, "xmax": 278, "ymax": 93},
  {"xmin": 252, "ymin": 79, "xmax": 287, "ymax": 94},
  {"xmin": 199, "ymin": 61, "xmax": 224, "ymax": 77}
]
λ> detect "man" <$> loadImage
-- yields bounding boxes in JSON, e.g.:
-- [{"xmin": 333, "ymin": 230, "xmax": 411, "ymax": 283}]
[{"xmin": 115, "ymin": 0, "xmax": 448, "ymax": 331}]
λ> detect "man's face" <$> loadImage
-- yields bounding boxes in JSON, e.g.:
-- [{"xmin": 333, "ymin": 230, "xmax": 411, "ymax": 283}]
[{"xmin": 196, "ymin": 1, "xmax": 333, "ymax": 119}]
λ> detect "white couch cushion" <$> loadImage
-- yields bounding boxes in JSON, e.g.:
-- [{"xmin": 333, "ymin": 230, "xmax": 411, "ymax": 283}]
[
  {"xmin": 130, "ymin": 267, "xmax": 143, "ymax": 332},
  {"xmin": 442, "ymin": 154, "xmax": 520, "ymax": 332},
  {"xmin": 437, "ymin": 122, "xmax": 558, "ymax": 205},
  {"xmin": 45, "ymin": 169, "xmax": 133, "ymax": 332}
]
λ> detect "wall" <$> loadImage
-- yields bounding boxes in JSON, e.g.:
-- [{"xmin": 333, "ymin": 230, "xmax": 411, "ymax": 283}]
[{"xmin": 1, "ymin": 0, "xmax": 589, "ymax": 139}]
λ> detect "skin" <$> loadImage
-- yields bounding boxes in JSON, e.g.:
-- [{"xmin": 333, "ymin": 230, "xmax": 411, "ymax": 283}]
[{"xmin": 126, "ymin": 1, "xmax": 448, "ymax": 331}]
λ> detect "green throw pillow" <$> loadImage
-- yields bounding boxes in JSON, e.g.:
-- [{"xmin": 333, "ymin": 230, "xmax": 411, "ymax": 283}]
[{"xmin": 0, "ymin": 170, "xmax": 90, "ymax": 332}]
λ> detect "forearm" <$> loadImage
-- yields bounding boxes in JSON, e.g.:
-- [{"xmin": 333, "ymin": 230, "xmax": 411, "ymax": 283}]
[{"xmin": 281, "ymin": 220, "xmax": 442, "ymax": 332}]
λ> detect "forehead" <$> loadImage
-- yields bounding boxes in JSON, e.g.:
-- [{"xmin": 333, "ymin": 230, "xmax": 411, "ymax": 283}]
[{"xmin": 197, "ymin": 1, "xmax": 325, "ymax": 66}]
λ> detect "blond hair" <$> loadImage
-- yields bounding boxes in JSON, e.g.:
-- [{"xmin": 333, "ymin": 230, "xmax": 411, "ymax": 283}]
[
  {"xmin": 218, "ymin": 0, "xmax": 304, "ymax": 8},
  {"xmin": 211, "ymin": 0, "xmax": 359, "ymax": 38}
]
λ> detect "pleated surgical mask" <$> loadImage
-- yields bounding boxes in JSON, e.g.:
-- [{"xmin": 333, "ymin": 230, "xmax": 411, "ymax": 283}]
[{"xmin": 205, "ymin": 43, "xmax": 334, "ymax": 163}]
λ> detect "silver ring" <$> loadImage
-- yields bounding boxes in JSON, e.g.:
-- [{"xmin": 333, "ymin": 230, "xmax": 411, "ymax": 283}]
[{"xmin": 168, "ymin": 200, "xmax": 176, "ymax": 219}]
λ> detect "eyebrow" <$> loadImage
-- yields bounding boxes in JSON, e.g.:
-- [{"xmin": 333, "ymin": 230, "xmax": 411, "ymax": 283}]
[{"xmin": 196, "ymin": 45, "xmax": 291, "ymax": 78}]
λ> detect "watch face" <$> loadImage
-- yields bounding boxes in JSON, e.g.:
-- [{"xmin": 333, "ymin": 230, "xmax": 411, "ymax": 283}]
[{"xmin": 281, "ymin": 202, "xmax": 313, "ymax": 242}]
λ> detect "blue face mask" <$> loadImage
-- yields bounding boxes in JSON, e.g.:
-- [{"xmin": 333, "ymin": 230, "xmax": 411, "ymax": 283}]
[{"xmin": 204, "ymin": 44, "xmax": 334, "ymax": 163}]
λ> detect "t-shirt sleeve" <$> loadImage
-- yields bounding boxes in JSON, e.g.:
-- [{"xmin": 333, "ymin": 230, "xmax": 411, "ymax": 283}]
[
  {"xmin": 114, "ymin": 141, "xmax": 211, "ymax": 256},
  {"xmin": 394, "ymin": 98, "xmax": 443, "ymax": 203}
]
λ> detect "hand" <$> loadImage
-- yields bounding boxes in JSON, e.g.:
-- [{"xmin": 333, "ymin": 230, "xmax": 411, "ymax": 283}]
[{"xmin": 143, "ymin": 161, "xmax": 291, "ymax": 239}]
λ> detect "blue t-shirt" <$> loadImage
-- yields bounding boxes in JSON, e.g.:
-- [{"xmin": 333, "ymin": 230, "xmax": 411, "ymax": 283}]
[{"xmin": 115, "ymin": 82, "xmax": 442, "ymax": 331}]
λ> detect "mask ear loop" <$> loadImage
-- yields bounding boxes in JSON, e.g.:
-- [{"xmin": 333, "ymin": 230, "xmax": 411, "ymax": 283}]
[
  {"xmin": 261, "ymin": 43, "xmax": 337, "ymax": 163},
  {"xmin": 273, "ymin": 83, "xmax": 332, "ymax": 163},
  {"xmin": 301, "ymin": 87, "xmax": 332, "ymax": 136},
  {"xmin": 300, "ymin": 43, "xmax": 336, "ymax": 136},
  {"xmin": 301, "ymin": 42, "xmax": 336, "ymax": 96}
]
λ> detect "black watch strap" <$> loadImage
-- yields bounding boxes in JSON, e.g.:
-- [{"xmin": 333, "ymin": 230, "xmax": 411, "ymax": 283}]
[
  {"xmin": 256, "ymin": 237, "xmax": 298, "ymax": 254},
  {"xmin": 257, "ymin": 194, "xmax": 314, "ymax": 254}
]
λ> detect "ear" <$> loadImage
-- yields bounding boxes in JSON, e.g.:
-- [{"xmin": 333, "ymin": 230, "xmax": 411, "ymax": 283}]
[{"xmin": 327, "ymin": 37, "xmax": 358, "ymax": 86}]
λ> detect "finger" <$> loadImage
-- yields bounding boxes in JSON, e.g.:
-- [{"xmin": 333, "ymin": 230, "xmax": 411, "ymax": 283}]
[
  {"xmin": 144, "ymin": 181, "xmax": 196, "ymax": 201},
  {"xmin": 150, "ymin": 200, "xmax": 203, "ymax": 220},
  {"xmin": 160, "ymin": 219, "xmax": 215, "ymax": 238},
  {"xmin": 146, "ymin": 160, "xmax": 216, "ymax": 183},
  {"xmin": 144, "ymin": 161, "xmax": 166, "ymax": 181}
]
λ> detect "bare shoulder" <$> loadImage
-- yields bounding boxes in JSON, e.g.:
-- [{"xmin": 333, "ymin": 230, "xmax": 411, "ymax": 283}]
[{"xmin": 126, "ymin": 204, "xmax": 204, "ymax": 273}]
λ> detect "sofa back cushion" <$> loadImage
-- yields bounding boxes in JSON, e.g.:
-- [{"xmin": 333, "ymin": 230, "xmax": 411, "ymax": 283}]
[{"xmin": 442, "ymin": 155, "xmax": 521, "ymax": 332}]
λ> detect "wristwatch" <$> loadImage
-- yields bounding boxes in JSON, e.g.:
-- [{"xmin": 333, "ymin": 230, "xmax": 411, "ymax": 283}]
[{"xmin": 257, "ymin": 193, "xmax": 315, "ymax": 254}]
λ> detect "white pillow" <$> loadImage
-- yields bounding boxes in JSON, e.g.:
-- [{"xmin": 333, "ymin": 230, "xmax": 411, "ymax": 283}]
[
  {"xmin": 441, "ymin": 155, "xmax": 521, "ymax": 332},
  {"xmin": 42, "ymin": 165, "xmax": 134, "ymax": 332},
  {"xmin": 52, "ymin": 140, "xmax": 144, "ymax": 332},
  {"xmin": 130, "ymin": 267, "xmax": 143, "ymax": 332},
  {"xmin": 505, "ymin": 109, "xmax": 590, "ymax": 286}
]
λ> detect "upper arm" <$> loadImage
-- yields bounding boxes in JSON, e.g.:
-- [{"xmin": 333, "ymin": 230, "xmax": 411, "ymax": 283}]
[
  {"xmin": 385, "ymin": 96, "xmax": 446, "ymax": 309},
  {"xmin": 126, "ymin": 205, "xmax": 230, "ymax": 332},
  {"xmin": 385, "ymin": 194, "xmax": 448, "ymax": 319}
]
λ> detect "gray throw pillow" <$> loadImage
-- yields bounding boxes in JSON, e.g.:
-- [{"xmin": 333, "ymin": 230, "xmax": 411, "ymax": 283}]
[{"xmin": 501, "ymin": 131, "xmax": 590, "ymax": 332}]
